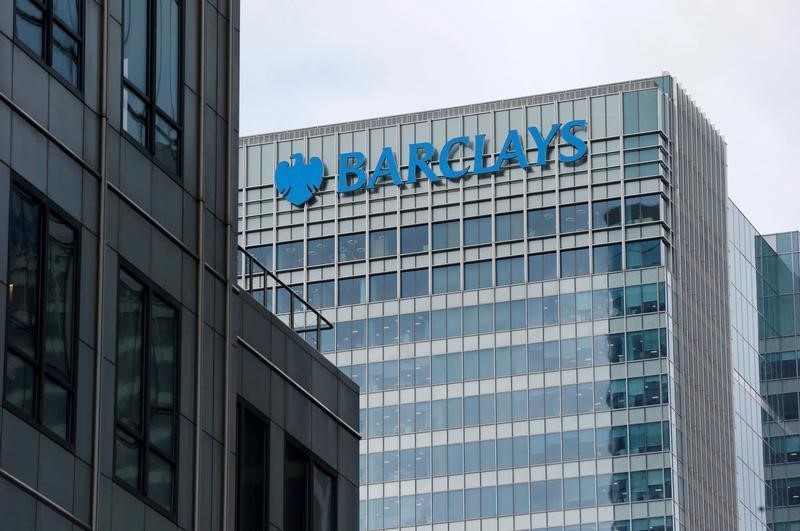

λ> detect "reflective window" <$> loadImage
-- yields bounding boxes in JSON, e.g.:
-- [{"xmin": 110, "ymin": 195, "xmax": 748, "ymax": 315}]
[
  {"xmin": 401, "ymin": 224, "xmax": 428, "ymax": 254},
  {"xmin": 369, "ymin": 228, "xmax": 396, "ymax": 258},
  {"xmin": 237, "ymin": 407, "xmax": 269, "ymax": 531},
  {"xmin": 399, "ymin": 312, "xmax": 430, "ymax": 343},
  {"xmin": 122, "ymin": 0, "xmax": 182, "ymax": 175},
  {"xmin": 248, "ymin": 244, "xmax": 273, "ymax": 268},
  {"xmin": 561, "ymin": 248, "xmax": 590, "ymax": 277},
  {"xmin": 496, "ymin": 256, "xmax": 524, "ymax": 286},
  {"xmin": 528, "ymin": 207, "xmax": 556, "ymax": 237},
  {"xmin": 432, "ymin": 220, "xmax": 459, "ymax": 250},
  {"xmin": 285, "ymin": 443, "xmax": 335, "ymax": 531},
  {"xmin": 5, "ymin": 186, "xmax": 78, "ymax": 442},
  {"xmin": 276, "ymin": 241, "xmax": 303, "ymax": 270},
  {"xmin": 338, "ymin": 232, "xmax": 365, "ymax": 262},
  {"xmin": 401, "ymin": 268, "xmax": 428, "ymax": 298},
  {"xmin": 335, "ymin": 319, "xmax": 366, "ymax": 350},
  {"xmin": 593, "ymin": 198, "xmax": 622, "ymax": 228},
  {"xmin": 338, "ymin": 276, "xmax": 365, "ymax": 306},
  {"xmin": 276, "ymin": 284, "xmax": 303, "ymax": 314},
  {"xmin": 528, "ymin": 252, "xmax": 557, "ymax": 281},
  {"xmin": 15, "ymin": 0, "xmax": 82, "ymax": 88},
  {"xmin": 306, "ymin": 237, "xmax": 334, "ymax": 266},
  {"xmin": 307, "ymin": 280, "xmax": 334, "ymax": 309},
  {"xmin": 560, "ymin": 203, "xmax": 589, "ymax": 233},
  {"xmin": 625, "ymin": 194, "xmax": 661, "ymax": 224},
  {"xmin": 115, "ymin": 270, "xmax": 178, "ymax": 512},
  {"xmin": 464, "ymin": 260, "xmax": 492, "ymax": 290},
  {"xmin": 432, "ymin": 264, "xmax": 460, "ymax": 294},
  {"xmin": 495, "ymin": 212, "xmax": 523, "ymax": 241},
  {"xmin": 464, "ymin": 216, "xmax": 491, "ymax": 246},
  {"xmin": 626, "ymin": 239, "xmax": 662, "ymax": 269},
  {"xmin": 594, "ymin": 243, "xmax": 623, "ymax": 273},
  {"xmin": 369, "ymin": 272, "xmax": 396, "ymax": 302}
]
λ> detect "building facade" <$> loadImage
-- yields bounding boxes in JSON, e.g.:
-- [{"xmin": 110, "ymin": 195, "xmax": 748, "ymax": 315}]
[
  {"xmin": 0, "ymin": 0, "xmax": 359, "ymax": 530},
  {"xmin": 238, "ymin": 75, "xmax": 744, "ymax": 530}
]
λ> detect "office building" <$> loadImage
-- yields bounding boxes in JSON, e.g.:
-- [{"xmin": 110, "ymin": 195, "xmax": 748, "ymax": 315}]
[
  {"xmin": 238, "ymin": 74, "xmax": 745, "ymax": 530},
  {"xmin": 0, "ymin": 1, "xmax": 359, "ymax": 530}
]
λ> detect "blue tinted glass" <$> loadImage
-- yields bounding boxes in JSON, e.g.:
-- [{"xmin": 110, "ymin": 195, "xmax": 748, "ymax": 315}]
[
  {"xmin": 497, "ymin": 256, "xmax": 524, "ymax": 285},
  {"xmin": 464, "ymin": 260, "xmax": 492, "ymax": 289},
  {"xmin": 276, "ymin": 241, "xmax": 303, "ymax": 270},
  {"xmin": 401, "ymin": 224, "xmax": 428, "ymax": 254},
  {"xmin": 464, "ymin": 216, "xmax": 491, "ymax": 246},
  {"xmin": 338, "ymin": 232, "xmax": 365, "ymax": 261},
  {"xmin": 561, "ymin": 248, "xmax": 590, "ymax": 277},
  {"xmin": 594, "ymin": 244, "xmax": 623, "ymax": 273},
  {"xmin": 626, "ymin": 239, "xmax": 661, "ymax": 269},
  {"xmin": 592, "ymin": 199, "xmax": 622, "ymax": 228},
  {"xmin": 307, "ymin": 236, "xmax": 334, "ymax": 266},
  {"xmin": 529, "ymin": 252, "xmax": 557, "ymax": 281},
  {"xmin": 338, "ymin": 276, "xmax": 365, "ymax": 305},
  {"xmin": 369, "ymin": 228, "xmax": 396, "ymax": 258},
  {"xmin": 432, "ymin": 220, "xmax": 459, "ymax": 249},
  {"xmin": 528, "ymin": 207, "xmax": 557, "ymax": 237},
  {"xmin": 496, "ymin": 212, "xmax": 523, "ymax": 241},
  {"xmin": 560, "ymin": 203, "xmax": 589, "ymax": 233}
]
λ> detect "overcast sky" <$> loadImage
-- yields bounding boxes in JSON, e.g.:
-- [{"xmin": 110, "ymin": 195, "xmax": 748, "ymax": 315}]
[{"xmin": 240, "ymin": 0, "xmax": 800, "ymax": 235}]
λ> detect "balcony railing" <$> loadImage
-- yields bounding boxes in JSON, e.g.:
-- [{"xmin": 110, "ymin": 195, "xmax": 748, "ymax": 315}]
[{"xmin": 237, "ymin": 245, "xmax": 333, "ymax": 350}]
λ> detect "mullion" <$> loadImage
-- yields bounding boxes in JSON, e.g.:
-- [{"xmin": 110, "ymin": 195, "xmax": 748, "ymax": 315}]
[
  {"xmin": 147, "ymin": 0, "xmax": 157, "ymax": 153},
  {"xmin": 34, "ymin": 198, "xmax": 49, "ymax": 425},
  {"xmin": 141, "ymin": 285, "xmax": 152, "ymax": 497}
]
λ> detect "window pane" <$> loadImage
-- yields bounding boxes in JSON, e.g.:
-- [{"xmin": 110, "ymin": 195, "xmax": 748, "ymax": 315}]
[
  {"xmin": 147, "ymin": 451, "xmax": 174, "ymax": 511},
  {"xmin": 52, "ymin": 24, "xmax": 80, "ymax": 87},
  {"xmin": 464, "ymin": 260, "xmax": 492, "ymax": 290},
  {"xmin": 401, "ymin": 225, "xmax": 428, "ymax": 254},
  {"xmin": 155, "ymin": 115, "xmax": 179, "ymax": 175},
  {"xmin": 44, "ymin": 216, "xmax": 77, "ymax": 376},
  {"xmin": 42, "ymin": 379, "xmax": 70, "ymax": 438},
  {"xmin": 312, "ymin": 466, "xmax": 335, "ymax": 531},
  {"xmin": 149, "ymin": 297, "xmax": 177, "ymax": 455},
  {"xmin": 155, "ymin": 0, "xmax": 180, "ymax": 120},
  {"xmin": 123, "ymin": 88, "xmax": 148, "ymax": 145},
  {"xmin": 122, "ymin": 0, "xmax": 148, "ymax": 91},
  {"xmin": 528, "ymin": 207, "xmax": 556, "ymax": 237},
  {"xmin": 15, "ymin": 0, "xmax": 45, "ymax": 56},
  {"xmin": 560, "ymin": 203, "xmax": 589, "ymax": 233},
  {"xmin": 593, "ymin": 199, "xmax": 622, "ymax": 228},
  {"xmin": 4, "ymin": 353, "xmax": 36, "ymax": 415},
  {"xmin": 339, "ymin": 232, "xmax": 365, "ymax": 261},
  {"xmin": 54, "ymin": 0, "xmax": 80, "ymax": 31},
  {"xmin": 116, "ymin": 272, "xmax": 145, "ymax": 432},
  {"xmin": 307, "ymin": 237, "xmax": 334, "ymax": 266},
  {"xmin": 237, "ymin": 409, "xmax": 268, "ymax": 531},
  {"xmin": 464, "ymin": 216, "xmax": 491, "ymax": 246},
  {"xmin": 277, "ymin": 241, "xmax": 304, "ymax": 270},
  {"xmin": 115, "ymin": 429, "xmax": 141, "ymax": 489},
  {"xmin": 369, "ymin": 229, "xmax": 396, "ymax": 258},
  {"xmin": 7, "ymin": 188, "xmax": 42, "ymax": 358},
  {"xmin": 594, "ymin": 243, "xmax": 622, "ymax": 273},
  {"xmin": 285, "ymin": 444, "xmax": 309, "ymax": 531}
]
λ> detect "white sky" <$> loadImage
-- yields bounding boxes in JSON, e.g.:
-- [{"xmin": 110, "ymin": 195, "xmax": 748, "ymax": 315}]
[{"xmin": 239, "ymin": 0, "xmax": 800, "ymax": 235}]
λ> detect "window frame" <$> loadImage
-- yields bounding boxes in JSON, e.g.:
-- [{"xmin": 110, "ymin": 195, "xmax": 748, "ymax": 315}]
[
  {"xmin": 284, "ymin": 435, "xmax": 338, "ymax": 531},
  {"xmin": 13, "ymin": 0, "xmax": 85, "ymax": 93},
  {"xmin": 120, "ymin": 0, "xmax": 185, "ymax": 179},
  {"xmin": 112, "ymin": 261, "xmax": 181, "ymax": 518},
  {"xmin": 3, "ymin": 177, "xmax": 81, "ymax": 448}
]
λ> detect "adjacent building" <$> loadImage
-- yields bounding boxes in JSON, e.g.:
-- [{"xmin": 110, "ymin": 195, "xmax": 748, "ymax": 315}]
[
  {"xmin": 238, "ymin": 74, "xmax": 797, "ymax": 531},
  {"xmin": 0, "ymin": 1, "xmax": 359, "ymax": 530}
]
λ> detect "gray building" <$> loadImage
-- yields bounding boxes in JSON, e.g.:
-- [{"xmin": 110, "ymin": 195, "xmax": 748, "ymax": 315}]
[
  {"xmin": 237, "ymin": 74, "xmax": 768, "ymax": 531},
  {"xmin": 0, "ymin": 1, "xmax": 359, "ymax": 530}
]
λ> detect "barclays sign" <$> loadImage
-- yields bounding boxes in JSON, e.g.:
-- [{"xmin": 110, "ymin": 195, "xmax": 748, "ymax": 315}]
[{"xmin": 274, "ymin": 120, "xmax": 587, "ymax": 207}]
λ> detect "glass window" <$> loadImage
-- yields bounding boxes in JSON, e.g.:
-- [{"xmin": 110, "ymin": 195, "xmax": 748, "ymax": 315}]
[
  {"xmin": 399, "ymin": 312, "xmax": 429, "ymax": 343},
  {"xmin": 594, "ymin": 243, "xmax": 623, "ymax": 273},
  {"xmin": 237, "ymin": 407, "xmax": 269, "ymax": 531},
  {"xmin": 248, "ymin": 244, "xmax": 273, "ymax": 268},
  {"xmin": 561, "ymin": 248, "xmax": 590, "ymax": 277},
  {"xmin": 5, "ymin": 186, "xmax": 78, "ymax": 441},
  {"xmin": 307, "ymin": 237, "xmax": 334, "ymax": 266},
  {"xmin": 15, "ymin": 0, "xmax": 82, "ymax": 88},
  {"xmin": 464, "ymin": 216, "xmax": 491, "ymax": 246},
  {"xmin": 368, "ymin": 316, "xmax": 399, "ymax": 347},
  {"xmin": 496, "ymin": 212, "xmax": 523, "ymax": 241},
  {"xmin": 625, "ymin": 194, "xmax": 661, "ymax": 224},
  {"xmin": 338, "ymin": 276, "xmax": 365, "ymax": 306},
  {"xmin": 560, "ymin": 203, "xmax": 589, "ymax": 233},
  {"xmin": 400, "ymin": 224, "xmax": 428, "ymax": 254},
  {"xmin": 432, "ymin": 220, "xmax": 459, "ymax": 250},
  {"xmin": 369, "ymin": 272, "xmax": 396, "ymax": 302},
  {"xmin": 306, "ymin": 280, "xmax": 334, "ymax": 309},
  {"xmin": 497, "ymin": 256, "xmax": 524, "ymax": 285},
  {"xmin": 276, "ymin": 284, "xmax": 303, "ymax": 314},
  {"xmin": 528, "ymin": 252, "xmax": 557, "ymax": 281},
  {"xmin": 123, "ymin": 0, "xmax": 182, "ymax": 175},
  {"xmin": 432, "ymin": 264, "xmax": 460, "ymax": 294},
  {"xmin": 369, "ymin": 228, "xmax": 396, "ymax": 258},
  {"xmin": 335, "ymin": 319, "xmax": 366, "ymax": 350},
  {"xmin": 115, "ymin": 270, "xmax": 178, "ymax": 512},
  {"xmin": 592, "ymin": 199, "xmax": 622, "ymax": 228},
  {"xmin": 276, "ymin": 241, "xmax": 303, "ymax": 270},
  {"xmin": 338, "ymin": 232, "xmax": 365, "ymax": 262},
  {"xmin": 284, "ymin": 443, "xmax": 335, "ymax": 531},
  {"xmin": 464, "ymin": 260, "xmax": 492, "ymax": 290},
  {"xmin": 528, "ymin": 207, "xmax": 557, "ymax": 237},
  {"xmin": 401, "ymin": 268, "xmax": 428, "ymax": 298},
  {"xmin": 626, "ymin": 239, "xmax": 662, "ymax": 269}
]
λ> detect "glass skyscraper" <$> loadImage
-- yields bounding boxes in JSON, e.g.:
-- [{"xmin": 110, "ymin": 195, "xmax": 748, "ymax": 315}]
[{"xmin": 237, "ymin": 75, "xmax": 790, "ymax": 530}]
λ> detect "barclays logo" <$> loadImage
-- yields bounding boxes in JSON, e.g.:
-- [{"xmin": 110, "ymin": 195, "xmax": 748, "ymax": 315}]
[
  {"xmin": 274, "ymin": 120, "xmax": 588, "ymax": 207},
  {"xmin": 275, "ymin": 153, "xmax": 324, "ymax": 207}
]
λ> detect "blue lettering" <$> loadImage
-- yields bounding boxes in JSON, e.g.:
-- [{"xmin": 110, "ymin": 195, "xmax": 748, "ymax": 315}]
[
  {"xmin": 558, "ymin": 119, "xmax": 588, "ymax": 163},
  {"xmin": 527, "ymin": 123, "xmax": 560, "ymax": 166},
  {"xmin": 407, "ymin": 142, "xmax": 439, "ymax": 184},
  {"xmin": 367, "ymin": 147, "xmax": 403, "ymax": 189},
  {"xmin": 473, "ymin": 134, "xmax": 493, "ymax": 175},
  {"xmin": 439, "ymin": 136, "xmax": 470, "ymax": 179},
  {"xmin": 494, "ymin": 130, "xmax": 530, "ymax": 170},
  {"xmin": 337, "ymin": 152, "xmax": 367, "ymax": 192}
]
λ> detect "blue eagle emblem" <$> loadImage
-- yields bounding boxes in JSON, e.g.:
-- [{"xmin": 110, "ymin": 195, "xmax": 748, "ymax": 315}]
[{"xmin": 274, "ymin": 153, "xmax": 324, "ymax": 207}]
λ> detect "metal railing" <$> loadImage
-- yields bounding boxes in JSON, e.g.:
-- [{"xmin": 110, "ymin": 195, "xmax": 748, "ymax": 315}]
[{"xmin": 237, "ymin": 245, "xmax": 333, "ymax": 350}]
